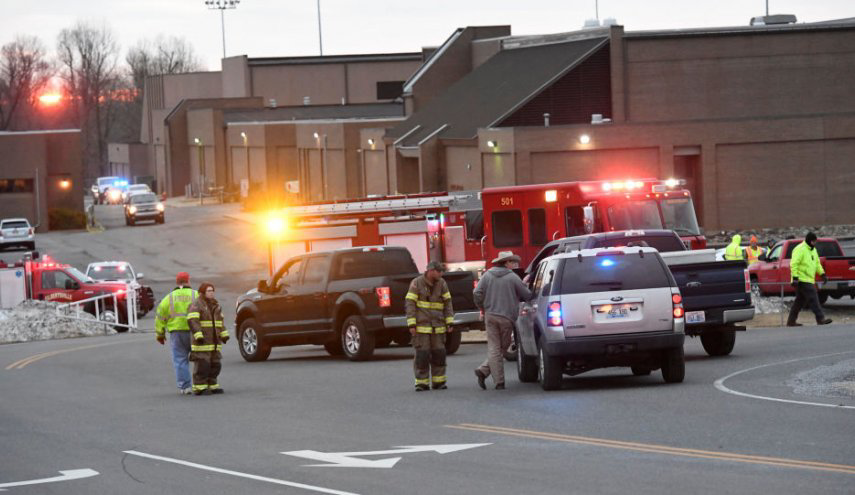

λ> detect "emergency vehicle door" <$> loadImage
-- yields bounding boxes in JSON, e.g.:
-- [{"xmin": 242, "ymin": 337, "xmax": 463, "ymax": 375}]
[
  {"xmin": 256, "ymin": 258, "xmax": 303, "ymax": 335},
  {"xmin": 38, "ymin": 269, "xmax": 83, "ymax": 303},
  {"xmin": 292, "ymin": 255, "xmax": 331, "ymax": 334}
]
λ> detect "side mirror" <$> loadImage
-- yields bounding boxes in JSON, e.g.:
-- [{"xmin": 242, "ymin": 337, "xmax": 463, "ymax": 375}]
[
  {"xmin": 582, "ymin": 206, "xmax": 595, "ymax": 234},
  {"xmin": 136, "ymin": 272, "xmax": 144, "ymax": 280},
  {"xmin": 257, "ymin": 280, "xmax": 269, "ymax": 293}
]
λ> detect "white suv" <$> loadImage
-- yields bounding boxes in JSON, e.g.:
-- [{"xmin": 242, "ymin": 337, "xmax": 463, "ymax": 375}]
[
  {"xmin": 0, "ymin": 218, "xmax": 35, "ymax": 251},
  {"xmin": 516, "ymin": 247, "xmax": 685, "ymax": 390}
]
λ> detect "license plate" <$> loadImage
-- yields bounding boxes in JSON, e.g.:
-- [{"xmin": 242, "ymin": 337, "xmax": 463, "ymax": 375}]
[
  {"xmin": 686, "ymin": 311, "xmax": 705, "ymax": 323},
  {"xmin": 849, "ymin": 281, "xmax": 855, "ymax": 287},
  {"xmin": 606, "ymin": 308, "xmax": 629, "ymax": 319}
]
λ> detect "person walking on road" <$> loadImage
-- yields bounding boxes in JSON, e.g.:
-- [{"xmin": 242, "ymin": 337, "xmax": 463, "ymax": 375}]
[
  {"xmin": 405, "ymin": 261, "xmax": 454, "ymax": 392},
  {"xmin": 187, "ymin": 283, "xmax": 229, "ymax": 395},
  {"xmin": 745, "ymin": 236, "xmax": 765, "ymax": 266},
  {"xmin": 724, "ymin": 234, "xmax": 744, "ymax": 261},
  {"xmin": 473, "ymin": 251, "xmax": 532, "ymax": 390},
  {"xmin": 787, "ymin": 232, "xmax": 833, "ymax": 327},
  {"xmin": 155, "ymin": 272, "xmax": 198, "ymax": 395}
]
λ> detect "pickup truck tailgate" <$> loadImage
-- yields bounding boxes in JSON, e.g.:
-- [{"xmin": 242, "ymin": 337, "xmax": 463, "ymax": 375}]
[{"xmin": 668, "ymin": 260, "xmax": 752, "ymax": 324}]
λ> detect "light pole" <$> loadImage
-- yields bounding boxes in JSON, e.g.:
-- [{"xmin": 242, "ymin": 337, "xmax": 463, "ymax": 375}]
[
  {"xmin": 205, "ymin": 0, "xmax": 240, "ymax": 59},
  {"xmin": 241, "ymin": 131, "xmax": 251, "ymax": 195},
  {"xmin": 316, "ymin": 0, "xmax": 323, "ymax": 55},
  {"xmin": 194, "ymin": 138, "xmax": 204, "ymax": 205}
]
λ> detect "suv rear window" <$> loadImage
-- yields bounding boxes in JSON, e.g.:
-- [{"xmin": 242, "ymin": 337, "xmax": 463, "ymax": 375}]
[
  {"xmin": 1, "ymin": 220, "xmax": 29, "ymax": 229},
  {"xmin": 592, "ymin": 235, "xmax": 685, "ymax": 253},
  {"xmin": 331, "ymin": 250, "xmax": 417, "ymax": 280},
  {"xmin": 558, "ymin": 253, "xmax": 672, "ymax": 294}
]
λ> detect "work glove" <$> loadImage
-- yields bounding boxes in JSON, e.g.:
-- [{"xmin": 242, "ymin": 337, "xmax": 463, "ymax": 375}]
[
  {"xmin": 222, "ymin": 336, "xmax": 230, "ymax": 344},
  {"xmin": 820, "ymin": 274, "xmax": 829, "ymax": 284},
  {"xmin": 156, "ymin": 335, "xmax": 165, "ymax": 345},
  {"xmin": 791, "ymin": 280, "xmax": 798, "ymax": 288},
  {"xmin": 409, "ymin": 327, "xmax": 416, "ymax": 336}
]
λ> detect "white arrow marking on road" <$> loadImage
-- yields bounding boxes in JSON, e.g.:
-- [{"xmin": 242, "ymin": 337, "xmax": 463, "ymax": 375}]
[
  {"xmin": 0, "ymin": 469, "xmax": 99, "ymax": 490},
  {"xmin": 282, "ymin": 443, "xmax": 491, "ymax": 468}
]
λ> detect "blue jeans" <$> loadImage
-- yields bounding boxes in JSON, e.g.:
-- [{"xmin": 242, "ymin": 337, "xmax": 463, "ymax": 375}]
[{"xmin": 169, "ymin": 331, "xmax": 192, "ymax": 390}]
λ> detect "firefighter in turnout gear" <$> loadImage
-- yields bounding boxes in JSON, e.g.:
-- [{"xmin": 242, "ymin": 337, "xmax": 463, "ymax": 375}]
[
  {"xmin": 187, "ymin": 283, "xmax": 229, "ymax": 395},
  {"xmin": 405, "ymin": 261, "xmax": 454, "ymax": 391},
  {"xmin": 155, "ymin": 272, "xmax": 198, "ymax": 395}
]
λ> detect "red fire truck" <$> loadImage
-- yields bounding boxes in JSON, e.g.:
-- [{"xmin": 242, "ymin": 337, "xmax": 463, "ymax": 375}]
[
  {"xmin": 481, "ymin": 178, "xmax": 706, "ymax": 268},
  {"xmin": 269, "ymin": 178, "xmax": 704, "ymax": 272}
]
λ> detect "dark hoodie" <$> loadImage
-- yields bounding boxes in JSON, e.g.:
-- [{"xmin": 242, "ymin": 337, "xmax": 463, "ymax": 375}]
[{"xmin": 473, "ymin": 266, "xmax": 532, "ymax": 322}]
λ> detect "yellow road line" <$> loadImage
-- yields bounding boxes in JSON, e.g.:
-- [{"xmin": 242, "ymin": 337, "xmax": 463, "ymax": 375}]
[
  {"xmin": 5, "ymin": 337, "xmax": 148, "ymax": 370},
  {"xmin": 447, "ymin": 423, "xmax": 855, "ymax": 476}
]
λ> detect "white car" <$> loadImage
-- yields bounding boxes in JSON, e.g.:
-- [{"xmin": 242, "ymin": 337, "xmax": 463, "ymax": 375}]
[
  {"xmin": 85, "ymin": 261, "xmax": 154, "ymax": 316},
  {"xmin": 122, "ymin": 184, "xmax": 152, "ymax": 203},
  {"xmin": 0, "ymin": 218, "xmax": 35, "ymax": 251}
]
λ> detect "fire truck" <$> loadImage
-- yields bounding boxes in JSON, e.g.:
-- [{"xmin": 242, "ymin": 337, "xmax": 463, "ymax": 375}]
[{"xmin": 269, "ymin": 178, "xmax": 704, "ymax": 273}]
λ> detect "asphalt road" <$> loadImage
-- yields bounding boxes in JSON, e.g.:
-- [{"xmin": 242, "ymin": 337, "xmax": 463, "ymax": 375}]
[{"xmin": 1, "ymin": 202, "xmax": 854, "ymax": 494}]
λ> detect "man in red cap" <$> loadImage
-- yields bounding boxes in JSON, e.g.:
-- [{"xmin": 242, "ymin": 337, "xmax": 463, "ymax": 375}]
[{"xmin": 155, "ymin": 272, "xmax": 198, "ymax": 395}]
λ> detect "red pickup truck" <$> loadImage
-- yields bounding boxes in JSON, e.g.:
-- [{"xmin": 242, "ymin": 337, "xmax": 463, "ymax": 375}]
[{"xmin": 748, "ymin": 238, "xmax": 855, "ymax": 304}]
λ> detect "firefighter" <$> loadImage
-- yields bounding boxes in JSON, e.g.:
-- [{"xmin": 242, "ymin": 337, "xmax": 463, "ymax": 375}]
[
  {"xmin": 405, "ymin": 261, "xmax": 454, "ymax": 391},
  {"xmin": 155, "ymin": 272, "xmax": 198, "ymax": 395},
  {"xmin": 187, "ymin": 282, "xmax": 229, "ymax": 395},
  {"xmin": 745, "ymin": 236, "xmax": 765, "ymax": 266},
  {"xmin": 724, "ymin": 234, "xmax": 744, "ymax": 261}
]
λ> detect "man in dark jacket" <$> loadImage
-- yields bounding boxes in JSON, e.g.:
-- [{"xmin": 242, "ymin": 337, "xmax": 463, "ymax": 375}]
[
  {"xmin": 187, "ymin": 283, "xmax": 229, "ymax": 395},
  {"xmin": 473, "ymin": 251, "xmax": 532, "ymax": 389}
]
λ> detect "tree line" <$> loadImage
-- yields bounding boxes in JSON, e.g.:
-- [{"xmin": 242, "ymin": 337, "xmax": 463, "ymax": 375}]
[{"xmin": 0, "ymin": 21, "xmax": 203, "ymax": 180}]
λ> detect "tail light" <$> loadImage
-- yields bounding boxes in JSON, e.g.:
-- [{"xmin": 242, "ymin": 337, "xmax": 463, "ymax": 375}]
[
  {"xmin": 672, "ymin": 291, "xmax": 684, "ymax": 319},
  {"xmin": 473, "ymin": 280, "xmax": 478, "ymax": 289},
  {"xmin": 547, "ymin": 301, "xmax": 563, "ymax": 327},
  {"xmin": 744, "ymin": 269, "xmax": 751, "ymax": 293},
  {"xmin": 29, "ymin": 228, "xmax": 34, "ymax": 235},
  {"xmin": 375, "ymin": 287, "xmax": 391, "ymax": 308}
]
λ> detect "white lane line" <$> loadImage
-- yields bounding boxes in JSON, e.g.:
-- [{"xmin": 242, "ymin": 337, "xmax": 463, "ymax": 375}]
[
  {"xmin": 0, "ymin": 469, "xmax": 99, "ymax": 490},
  {"xmin": 122, "ymin": 451, "xmax": 360, "ymax": 495},
  {"xmin": 714, "ymin": 351, "xmax": 855, "ymax": 410}
]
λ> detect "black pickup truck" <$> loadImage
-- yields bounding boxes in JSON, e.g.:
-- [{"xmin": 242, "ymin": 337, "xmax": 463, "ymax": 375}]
[
  {"xmin": 234, "ymin": 246, "xmax": 481, "ymax": 362},
  {"xmin": 525, "ymin": 230, "xmax": 754, "ymax": 357}
]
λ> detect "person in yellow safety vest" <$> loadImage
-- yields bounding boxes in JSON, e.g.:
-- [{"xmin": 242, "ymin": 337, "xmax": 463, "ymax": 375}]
[
  {"xmin": 186, "ymin": 282, "xmax": 229, "ymax": 395},
  {"xmin": 155, "ymin": 272, "xmax": 198, "ymax": 395},
  {"xmin": 744, "ymin": 236, "xmax": 765, "ymax": 266},
  {"xmin": 786, "ymin": 232, "xmax": 832, "ymax": 327},
  {"xmin": 724, "ymin": 234, "xmax": 744, "ymax": 261},
  {"xmin": 405, "ymin": 261, "xmax": 454, "ymax": 392}
]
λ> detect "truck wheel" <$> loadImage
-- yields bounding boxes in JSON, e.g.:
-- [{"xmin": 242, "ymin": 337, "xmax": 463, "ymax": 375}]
[
  {"xmin": 341, "ymin": 315, "xmax": 375, "ymax": 361},
  {"xmin": 661, "ymin": 347, "xmax": 685, "ymax": 383},
  {"xmin": 238, "ymin": 318, "xmax": 271, "ymax": 362},
  {"xmin": 324, "ymin": 339, "xmax": 344, "ymax": 356},
  {"xmin": 516, "ymin": 333, "xmax": 538, "ymax": 383},
  {"xmin": 818, "ymin": 292, "xmax": 829, "ymax": 305},
  {"xmin": 700, "ymin": 328, "xmax": 736, "ymax": 357},
  {"xmin": 631, "ymin": 366, "xmax": 652, "ymax": 376},
  {"xmin": 392, "ymin": 333, "xmax": 412, "ymax": 347},
  {"xmin": 538, "ymin": 341, "xmax": 563, "ymax": 391},
  {"xmin": 445, "ymin": 329, "xmax": 462, "ymax": 355}
]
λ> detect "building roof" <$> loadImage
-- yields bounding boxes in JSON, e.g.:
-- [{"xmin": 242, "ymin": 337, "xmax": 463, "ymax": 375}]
[
  {"xmin": 387, "ymin": 34, "xmax": 608, "ymax": 147},
  {"xmin": 248, "ymin": 53, "xmax": 422, "ymax": 66},
  {"xmin": 223, "ymin": 103, "xmax": 405, "ymax": 124},
  {"xmin": 624, "ymin": 17, "xmax": 855, "ymax": 39}
]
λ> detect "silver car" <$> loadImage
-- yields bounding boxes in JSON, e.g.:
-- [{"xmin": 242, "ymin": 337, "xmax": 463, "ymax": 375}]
[
  {"xmin": 516, "ymin": 246, "xmax": 685, "ymax": 390},
  {"xmin": 0, "ymin": 218, "xmax": 35, "ymax": 251}
]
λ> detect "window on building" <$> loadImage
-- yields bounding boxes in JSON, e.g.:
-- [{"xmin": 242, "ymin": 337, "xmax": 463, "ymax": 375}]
[
  {"xmin": 492, "ymin": 210, "xmax": 523, "ymax": 247},
  {"xmin": 528, "ymin": 208, "xmax": 547, "ymax": 246},
  {"xmin": 376, "ymin": 81, "xmax": 404, "ymax": 100},
  {"xmin": 0, "ymin": 179, "xmax": 34, "ymax": 193}
]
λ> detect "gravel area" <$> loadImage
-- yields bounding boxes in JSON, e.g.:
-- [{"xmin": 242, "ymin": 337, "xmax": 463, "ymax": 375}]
[
  {"xmin": 707, "ymin": 224, "xmax": 855, "ymax": 247},
  {"xmin": 787, "ymin": 358, "xmax": 855, "ymax": 400},
  {"xmin": 0, "ymin": 300, "xmax": 116, "ymax": 344}
]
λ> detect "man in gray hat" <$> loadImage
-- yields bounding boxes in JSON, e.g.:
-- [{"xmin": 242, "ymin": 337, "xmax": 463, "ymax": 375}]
[
  {"xmin": 473, "ymin": 251, "xmax": 531, "ymax": 389},
  {"xmin": 405, "ymin": 260, "xmax": 455, "ymax": 391}
]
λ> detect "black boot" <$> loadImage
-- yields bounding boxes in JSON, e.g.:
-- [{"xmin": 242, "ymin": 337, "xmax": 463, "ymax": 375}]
[{"xmin": 474, "ymin": 369, "xmax": 487, "ymax": 390}]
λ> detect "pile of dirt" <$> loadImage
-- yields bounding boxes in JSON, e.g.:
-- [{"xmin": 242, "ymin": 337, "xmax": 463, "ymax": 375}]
[
  {"xmin": 0, "ymin": 300, "xmax": 116, "ymax": 344},
  {"xmin": 707, "ymin": 224, "xmax": 855, "ymax": 247}
]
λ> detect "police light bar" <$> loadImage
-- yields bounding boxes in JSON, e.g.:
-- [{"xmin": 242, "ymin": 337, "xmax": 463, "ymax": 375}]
[{"xmin": 652, "ymin": 178, "xmax": 687, "ymax": 193}]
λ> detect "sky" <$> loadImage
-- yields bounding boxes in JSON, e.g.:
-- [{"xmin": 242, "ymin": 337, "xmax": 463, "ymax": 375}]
[{"xmin": 4, "ymin": 0, "xmax": 855, "ymax": 71}]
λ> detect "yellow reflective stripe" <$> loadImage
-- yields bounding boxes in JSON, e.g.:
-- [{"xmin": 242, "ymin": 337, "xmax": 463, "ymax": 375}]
[
  {"xmin": 406, "ymin": 318, "xmax": 417, "ymax": 326},
  {"xmin": 200, "ymin": 321, "xmax": 214, "ymax": 328},
  {"xmin": 414, "ymin": 378, "xmax": 430, "ymax": 385},
  {"xmin": 405, "ymin": 292, "xmax": 419, "ymax": 301},
  {"xmin": 218, "ymin": 331, "xmax": 229, "ymax": 338},
  {"xmin": 416, "ymin": 301, "xmax": 445, "ymax": 310},
  {"xmin": 193, "ymin": 332, "xmax": 204, "ymax": 340},
  {"xmin": 442, "ymin": 292, "xmax": 451, "ymax": 300},
  {"xmin": 445, "ymin": 317, "xmax": 454, "ymax": 324},
  {"xmin": 208, "ymin": 383, "xmax": 220, "ymax": 389},
  {"xmin": 156, "ymin": 315, "xmax": 168, "ymax": 322},
  {"xmin": 416, "ymin": 326, "xmax": 434, "ymax": 334},
  {"xmin": 215, "ymin": 321, "xmax": 224, "ymax": 328},
  {"xmin": 431, "ymin": 376, "xmax": 447, "ymax": 383},
  {"xmin": 191, "ymin": 344, "xmax": 216, "ymax": 352},
  {"xmin": 192, "ymin": 384, "xmax": 208, "ymax": 391},
  {"xmin": 434, "ymin": 327, "xmax": 446, "ymax": 334},
  {"xmin": 187, "ymin": 312, "xmax": 201, "ymax": 319}
]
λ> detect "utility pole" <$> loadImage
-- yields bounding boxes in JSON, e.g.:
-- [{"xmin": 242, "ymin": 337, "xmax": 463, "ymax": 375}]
[
  {"xmin": 317, "ymin": 0, "xmax": 324, "ymax": 55},
  {"xmin": 205, "ymin": 0, "xmax": 241, "ymax": 59},
  {"xmin": 195, "ymin": 138, "xmax": 204, "ymax": 205}
]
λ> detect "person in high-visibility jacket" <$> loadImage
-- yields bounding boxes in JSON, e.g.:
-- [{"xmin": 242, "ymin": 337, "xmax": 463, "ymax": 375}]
[
  {"xmin": 786, "ymin": 232, "xmax": 832, "ymax": 327},
  {"xmin": 724, "ymin": 234, "xmax": 744, "ymax": 261},
  {"xmin": 405, "ymin": 261, "xmax": 454, "ymax": 391},
  {"xmin": 744, "ymin": 236, "xmax": 765, "ymax": 266},
  {"xmin": 155, "ymin": 272, "xmax": 198, "ymax": 395},
  {"xmin": 186, "ymin": 282, "xmax": 229, "ymax": 395}
]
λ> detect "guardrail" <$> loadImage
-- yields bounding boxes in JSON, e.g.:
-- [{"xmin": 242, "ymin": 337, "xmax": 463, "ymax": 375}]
[{"xmin": 55, "ymin": 290, "xmax": 138, "ymax": 332}]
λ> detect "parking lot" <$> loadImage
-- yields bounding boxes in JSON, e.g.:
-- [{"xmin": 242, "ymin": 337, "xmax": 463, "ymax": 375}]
[{"xmin": 1, "ymin": 202, "xmax": 854, "ymax": 494}]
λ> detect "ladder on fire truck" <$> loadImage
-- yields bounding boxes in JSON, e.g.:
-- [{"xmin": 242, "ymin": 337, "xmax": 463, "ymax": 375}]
[{"xmin": 286, "ymin": 192, "xmax": 480, "ymax": 219}]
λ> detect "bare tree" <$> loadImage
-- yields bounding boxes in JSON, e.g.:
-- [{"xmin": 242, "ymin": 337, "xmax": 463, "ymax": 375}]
[
  {"xmin": 126, "ymin": 35, "xmax": 202, "ymax": 98},
  {"xmin": 0, "ymin": 35, "xmax": 53, "ymax": 130},
  {"xmin": 57, "ymin": 21, "xmax": 120, "ymax": 179}
]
